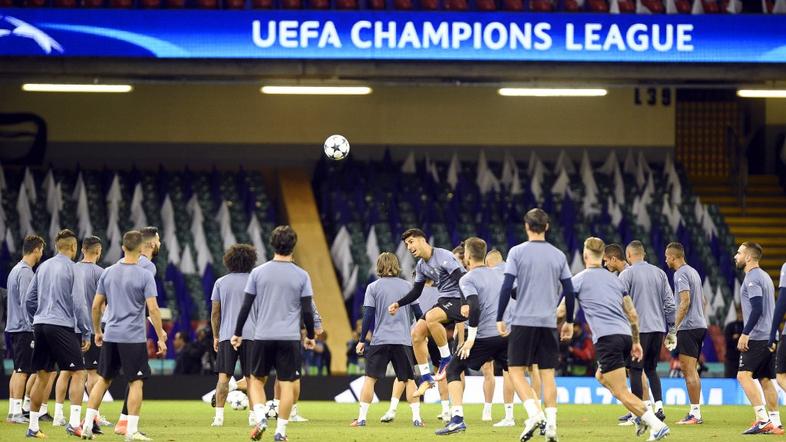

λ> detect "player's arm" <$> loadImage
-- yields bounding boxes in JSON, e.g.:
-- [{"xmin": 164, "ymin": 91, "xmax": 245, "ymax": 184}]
[
  {"xmin": 92, "ymin": 293, "xmax": 106, "ymax": 346},
  {"xmin": 769, "ymin": 287, "xmax": 786, "ymax": 347},
  {"xmin": 560, "ymin": 278, "xmax": 576, "ymax": 325},
  {"xmin": 448, "ymin": 268, "xmax": 467, "ymax": 303},
  {"xmin": 394, "ymin": 280, "xmax": 425, "ymax": 308},
  {"xmin": 622, "ymin": 294, "xmax": 641, "ymax": 345},
  {"xmin": 312, "ymin": 300, "xmax": 324, "ymax": 335},
  {"xmin": 210, "ymin": 301, "xmax": 221, "ymax": 351},
  {"xmin": 71, "ymin": 270, "xmax": 92, "ymax": 341},
  {"xmin": 675, "ymin": 290, "xmax": 690, "ymax": 328},
  {"xmin": 358, "ymin": 306, "xmax": 374, "ymax": 355},
  {"xmin": 23, "ymin": 274, "xmax": 38, "ymax": 324},
  {"xmin": 662, "ymin": 278, "xmax": 677, "ymax": 331},
  {"xmin": 232, "ymin": 292, "xmax": 255, "ymax": 348},
  {"xmin": 146, "ymin": 297, "xmax": 167, "ymax": 355},
  {"xmin": 300, "ymin": 296, "xmax": 316, "ymax": 340},
  {"xmin": 496, "ymin": 274, "xmax": 516, "ymax": 322},
  {"xmin": 411, "ymin": 303, "xmax": 423, "ymax": 321}
]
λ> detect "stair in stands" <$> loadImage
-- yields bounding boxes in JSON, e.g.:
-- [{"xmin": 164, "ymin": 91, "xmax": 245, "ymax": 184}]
[{"xmin": 692, "ymin": 174, "xmax": 786, "ymax": 281}]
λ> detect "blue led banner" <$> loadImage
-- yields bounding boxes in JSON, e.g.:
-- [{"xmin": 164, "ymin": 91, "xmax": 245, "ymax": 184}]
[{"xmin": 1, "ymin": 9, "xmax": 785, "ymax": 62}]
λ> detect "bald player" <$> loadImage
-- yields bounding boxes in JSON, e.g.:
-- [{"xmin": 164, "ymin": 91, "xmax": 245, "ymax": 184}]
[{"xmin": 664, "ymin": 242, "xmax": 707, "ymax": 425}]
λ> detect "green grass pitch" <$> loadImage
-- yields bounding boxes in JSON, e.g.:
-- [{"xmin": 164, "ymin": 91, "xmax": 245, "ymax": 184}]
[{"xmin": 0, "ymin": 401, "xmax": 772, "ymax": 441}]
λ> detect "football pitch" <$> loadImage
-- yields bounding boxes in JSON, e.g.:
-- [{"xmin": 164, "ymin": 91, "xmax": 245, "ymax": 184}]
[{"xmin": 0, "ymin": 401, "xmax": 770, "ymax": 441}]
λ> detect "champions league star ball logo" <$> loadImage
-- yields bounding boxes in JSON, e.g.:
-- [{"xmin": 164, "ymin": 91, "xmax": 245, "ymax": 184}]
[{"xmin": 0, "ymin": 16, "xmax": 63, "ymax": 54}]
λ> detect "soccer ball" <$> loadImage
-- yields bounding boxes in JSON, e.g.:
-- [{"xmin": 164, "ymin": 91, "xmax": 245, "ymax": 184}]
[
  {"xmin": 227, "ymin": 391, "xmax": 248, "ymax": 411},
  {"xmin": 264, "ymin": 400, "xmax": 279, "ymax": 420},
  {"xmin": 323, "ymin": 134, "xmax": 350, "ymax": 161}
]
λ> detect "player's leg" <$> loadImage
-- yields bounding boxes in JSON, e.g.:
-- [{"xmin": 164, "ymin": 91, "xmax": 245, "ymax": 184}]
[
  {"xmin": 38, "ymin": 370, "xmax": 56, "ymax": 420},
  {"xmin": 404, "ymin": 381, "xmax": 422, "ymax": 426},
  {"xmin": 536, "ymin": 328, "xmax": 561, "ymax": 439},
  {"xmin": 644, "ymin": 334, "xmax": 665, "ymax": 420},
  {"xmin": 289, "ymin": 379, "xmax": 307, "ymax": 422},
  {"xmin": 760, "ymin": 377, "xmax": 783, "ymax": 433},
  {"xmin": 23, "ymin": 373, "xmax": 36, "ymax": 415},
  {"xmin": 481, "ymin": 361, "xmax": 494, "ymax": 421},
  {"xmin": 411, "ymin": 320, "xmax": 436, "ymax": 395},
  {"xmin": 213, "ymin": 340, "xmax": 238, "ymax": 427},
  {"xmin": 53, "ymin": 371, "xmax": 70, "ymax": 425},
  {"xmin": 352, "ymin": 375, "xmax": 377, "ymax": 426},
  {"xmin": 600, "ymin": 368, "xmax": 668, "ymax": 439},
  {"xmin": 381, "ymin": 379, "xmax": 405, "ymax": 422},
  {"xmin": 8, "ymin": 372, "xmax": 29, "ymax": 422},
  {"xmin": 676, "ymin": 329, "xmax": 704, "ymax": 424},
  {"xmin": 738, "ymin": 370, "xmax": 770, "ymax": 432},
  {"xmin": 354, "ymin": 344, "xmax": 383, "ymax": 426},
  {"xmin": 435, "ymin": 358, "xmax": 468, "ymax": 435},
  {"xmin": 82, "ymin": 375, "xmax": 113, "ymax": 438},
  {"xmin": 427, "ymin": 303, "xmax": 459, "ymax": 381},
  {"xmin": 26, "ymin": 324, "xmax": 55, "ymax": 437},
  {"xmin": 66, "ymin": 369, "xmax": 87, "ymax": 430},
  {"xmin": 214, "ymin": 373, "xmax": 231, "ymax": 425},
  {"xmin": 270, "ymin": 340, "xmax": 301, "ymax": 440},
  {"xmin": 494, "ymin": 370, "xmax": 516, "ymax": 427},
  {"xmin": 248, "ymin": 375, "xmax": 268, "ymax": 429},
  {"xmin": 8, "ymin": 331, "xmax": 34, "ymax": 423}
]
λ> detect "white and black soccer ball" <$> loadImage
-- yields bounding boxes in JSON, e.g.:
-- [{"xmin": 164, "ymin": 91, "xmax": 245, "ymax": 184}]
[
  {"xmin": 264, "ymin": 400, "xmax": 279, "ymax": 420},
  {"xmin": 227, "ymin": 391, "xmax": 249, "ymax": 411},
  {"xmin": 323, "ymin": 134, "xmax": 350, "ymax": 161}
]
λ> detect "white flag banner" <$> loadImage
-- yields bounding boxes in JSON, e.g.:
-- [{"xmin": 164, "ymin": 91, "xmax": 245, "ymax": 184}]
[
  {"xmin": 701, "ymin": 205, "xmax": 718, "ymax": 239},
  {"xmin": 665, "ymin": 0, "xmax": 678, "ymax": 13},
  {"xmin": 553, "ymin": 150, "xmax": 576, "ymax": 175},
  {"xmin": 216, "ymin": 201, "xmax": 238, "ymax": 251},
  {"xmin": 396, "ymin": 240, "xmax": 415, "ymax": 282},
  {"xmin": 774, "ymin": 0, "xmax": 786, "ymax": 13},
  {"xmin": 186, "ymin": 195, "xmax": 212, "ymax": 274},
  {"xmin": 580, "ymin": 150, "xmax": 600, "ymax": 216},
  {"xmin": 161, "ymin": 195, "xmax": 180, "ymax": 265},
  {"xmin": 103, "ymin": 213, "xmax": 123, "ymax": 264},
  {"xmin": 401, "ymin": 151, "xmax": 416, "ymax": 174},
  {"xmin": 530, "ymin": 159, "xmax": 545, "ymax": 203},
  {"xmin": 476, "ymin": 150, "xmax": 501, "ymax": 195},
  {"xmin": 42, "ymin": 169, "xmax": 55, "ymax": 211},
  {"xmin": 23, "ymin": 167, "xmax": 36, "ymax": 203},
  {"xmin": 612, "ymin": 165, "xmax": 625, "ymax": 206},
  {"xmin": 130, "ymin": 183, "xmax": 148, "ymax": 230},
  {"xmin": 511, "ymin": 169, "xmax": 524, "ymax": 196},
  {"xmin": 691, "ymin": 0, "xmax": 704, "ymax": 14},
  {"xmin": 550, "ymin": 169, "xmax": 571, "ymax": 199},
  {"xmin": 527, "ymin": 151, "xmax": 543, "ymax": 177},
  {"xmin": 446, "ymin": 153, "xmax": 460, "ymax": 190},
  {"xmin": 330, "ymin": 226, "xmax": 354, "ymax": 284},
  {"xmin": 632, "ymin": 196, "xmax": 652, "ymax": 232},
  {"xmin": 623, "ymin": 149, "xmax": 637, "ymax": 176},
  {"xmin": 425, "ymin": 154, "xmax": 440, "ymax": 184},
  {"xmin": 75, "ymin": 176, "xmax": 93, "ymax": 238},
  {"xmin": 46, "ymin": 180, "xmax": 63, "ymax": 216},
  {"xmin": 0, "ymin": 192, "xmax": 6, "ymax": 245},
  {"xmin": 0, "ymin": 161, "xmax": 6, "ymax": 192},
  {"xmin": 570, "ymin": 250, "xmax": 584, "ymax": 275},
  {"xmin": 180, "ymin": 243, "xmax": 197, "ymax": 275},
  {"xmin": 501, "ymin": 151, "xmax": 516, "ymax": 187},
  {"xmin": 246, "ymin": 213, "xmax": 268, "ymax": 265},
  {"xmin": 598, "ymin": 150, "xmax": 620, "ymax": 176},
  {"xmin": 5, "ymin": 227, "xmax": 15, "ymax": 254},
  {"xmin": 702, "ymin": 278, "xmax": 714, "ymax": 319},
  {"xmin": 366, "ymin": 225, "xmax": 380, "ymax": 275},
  {"xmin": 342, "ymin": 265, "xmax": 359, "ymax": 300},
  {"xmin": 48, "ymin": 210, "xmax": 61, "ymax": 253},
  {"xmin": 16, "ymin": 182, "xmax": 34, "ymax": 238},
  {"xmin": 607, "ymin": 196, "xmax": 623, "ymax": 228}
]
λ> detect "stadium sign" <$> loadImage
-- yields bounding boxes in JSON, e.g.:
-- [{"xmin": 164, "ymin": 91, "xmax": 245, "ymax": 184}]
[{"xmin": 0, "ymin": 10, "xmax": 784, "ymax": 63}]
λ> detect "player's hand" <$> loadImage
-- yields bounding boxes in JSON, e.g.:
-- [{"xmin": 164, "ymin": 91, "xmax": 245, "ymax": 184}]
[
  {"xmin": 738, "ymin": 334, "xmax": 750, "ymax": 352},
  {"xmin": 356, "ymin": 342, "xmax": 365, "ymax": 355},
  {"xmin": 213, "ymin": 338, "xmax": 219, "ymax": 353},
  {"xmin": 81, "ymin": 339, "xmax": 91, "ymax": 353},
  {"xmin": 304, "ymin": 338, "xmax": 316, "ymax": 350},
  {"xmin": 388, "ymin": 303, "xmax": 400, "ymax": 316},
  {"xmin": 458, "ymin": 339, "xmax": 474, "ymax": 360},
  {"xmin": 94, "ymin": 332, "xmax": 104, "ymax": 348},
  {"xmin": 664, "ymin": 332, "xmax": 677, "ymax": 351},
  {"xmin": 230, "ymin": 335, "xmax": 243, "ymax": 350},
  {"xmin": 631, "ymin": 343, "xmax": 643, "ymax": 362},
  {"xmin": 156, "ymin": 339, "xmax": 167, "ymax": 356},
  {"xmin": 770, "ymin": 341, "xmax": 777, "ymax": 353},
  {"xmin": 460, "ymin": 305, "xmax": 470, "ymax": 318},
  {"xmin": 316, "ymin": 327, "xmax": 325, "ymax": 340},
  {"xmin": 497, "ymin": 321, "xmax": 509, "ymax": 337},
  {"xmin": 560, "ymin": 322, "xmax": 573, "ymax": 342}
]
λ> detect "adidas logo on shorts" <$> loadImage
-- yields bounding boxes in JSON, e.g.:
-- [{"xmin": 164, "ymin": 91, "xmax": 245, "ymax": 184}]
[
  {"xmin": 137, "ymin": 371, "xmax": 143, "ymax": 376},
  {"xmin": 69, "ymin": 363, "xmax": 75, "ymax": 368}
]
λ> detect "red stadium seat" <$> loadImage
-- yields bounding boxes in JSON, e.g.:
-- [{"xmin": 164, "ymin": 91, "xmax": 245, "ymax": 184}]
[
  {"xmin": 308, "ymin": 0, "xmax": 330, "ymax": 8},
  {"xmin": 109, "ymin": 0, "xmax": 134, "ymax": 7},
  {"xmin": 139, "ymin": 0, "xmax": 161, "ymax": 7},
  {"xmin": 702, "ymin": 0, "xmax": 720, "ymax": 12},
  {"xmin": 475, "ymin": 0, "xmax": 496, "ymax": 10},
  {"xmin": 419, "ymin": 0, "xmax": 439, "ymax": 9},
  {"xmin": 563, "ymin": 0, "xmax": 582, "ymax": 11},
  {"xmin": 444, "ymin": 0, "xmax": 468, "ymax": 9},
  {"xmin": 367, "ymin": 0, "xmax": 386, "ymax": 8},
  {"xmin": 529, "ymin": 0, "xmax": 554, "ymax": 11},
  {"xmin": 0, "ymin": 0, "xmax": 13, "ymax": 5},
  {"xmin": 22, "ymin": 0, "xmax": 47, "ymax": 6},
  {"xmin": 587, "ymin": 0, "xmax": 609, "ymax": 11},
  {"xmin": 616, "ymin": 0, "xmax": 635, "ymax": 12},
  {"xmin": 223, "ymin": 0, "xmax": 245, "ymax": 7},
  {"xmin": 251, "ymin": 0, "xmax": 274, "ymax": 7},
  {"xmin": 280, "ymin": 0, "xmax": 301, "ymax": 7},
  {"xmin": 335, "ymin": 0, "xmax": 358, "ymax": 8},
  {"xmin": 640, "ymin": 0, "xmax": 664, "ymax": 12},
  {"xmin": 54, "ymin": 0, "xmax": 78, "ymax": 6},
  {"xmin": 500, "ymin": 0, "xmax": 523, "ymax": 10},
  {"xmin": 195, "ymin": 0, "xmax": 218, "ymax": 7},
  {"xmin": 82, "ymin": 0, "xmax": 105, "ymax": 7},
  {"xmin": 674, "ymin": 0, "xmax": 691, "ymax": 12},
  {"xmin": 165, "ymin": 0, "xmax": 186, "ymax": 7},
  {"xmin": 393, "ymin": 0, "xmax": 414, "ymax": 8}
]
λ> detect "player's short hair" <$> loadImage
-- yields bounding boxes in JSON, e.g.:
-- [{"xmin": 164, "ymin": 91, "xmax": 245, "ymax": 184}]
[
  {"xmin": 666, "ymin": 242, "xmax": 685, "ymax": 259},
  {"xmin": 453, "ymin": 241, "xmax": 465, "ymax": 262},
  {"xmin": 524, "ymin": 208, "xmax": 549, "ymax": 234},
  {"xmin": 82, "ymin": 236, "xmax": 102, "ymax": 251},
  {"xmin": 401, "ymin": 228, "xmax": 427, "ymax": 242},
  {"xmin": 224, "ymin": 244, "xmax": 257, "ymax": 273},
  {"xmin": 464, "ymin": 237, "xmax": 487, "ymax": 262},
  {"xmin": 584, "ymin": 237, "xmax": 605, "ymax": 259},
  {"xmin": 486, "ymin": 248, "xmax": 503, "ymax": 266},
  {"xmin": 55, "ymin": 229, "xmax": 77, "ymax": 250},
  {"xmin": 376, "ymin": 252, "xmax": 401, "ymax": 278},
  {"xmin": 22, "ymin": 235, "xmax": 45, "ymax": 255},
  {"xmin": 270, "ymin": 225, "xmax": 297, "ymax": 256},
  {"xmin": 626, "ymin": 240, "xmax": 646, "ymax": 257},
  {"xmin": 122, "ymin": 230, "xmax": 143, "ymax": 252},
  {"xmin": 603, "ymin": 243, "xmax": 624, "ymax": 261},
  {"xmin": 742, "ymin": 241, "xmax": 763, "ymax": 261},
  {"xmin": 140, "ymin": 226, "xmax": 159, "ymax": 242}
]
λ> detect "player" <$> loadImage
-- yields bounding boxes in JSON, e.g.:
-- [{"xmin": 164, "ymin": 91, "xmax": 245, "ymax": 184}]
[
  {"xmin": 769, "ymin": 260, "xmax": 786, "ymax": 431},
  {"xmin": 5, "ymin": 235, "xmax": 44, "ymax": 424},
  {"xmin": 82, "ymin": 230, "xmax": 167, "ymax": 441},
  {"xmin": 436, "ymin": 237, "xmax": 508, "ymax": 435},
  {"xmin": 617, "ymin": 241, "xmax": 675, "ymax": 423},
  {"xmin": 665, "ymin": 242, "xmax": 707, "ymax": 425},
  {"xmin": 53, "ymin": 236, "xmax": 104, "ymax": 429},
  {"xmin": 24, "ymin": 229, "xmax": 92, "ymax": 439},
  {"xmin": 733, "ymin": 242, "xmax": 781, "ymax": 434},
  {"xmin": 387, "ymin": 228, "xmax": 467, "ymax": 397},
  {"xmin": 116, "ymin": 226, "xmax": 160, "ymax": 435},
  {"xmin": 351, "ymin": 252, "xmax": 423, "ymax": 428},
  {"xmin": 232, "ymin": 225, "xmax": 317, "ymax": 442},
  {"xmin": 572, "ymin": 237, "xmax": 670, "ymax": 441},
  {"xmin": 496, "ymin": 208, "xmax": 574, "ymax": 442},
  {"xmin": 603, "ymin": 244, "xmax": 628, "ymax": 274},
  {"xmin": 210, "ymin": 244, "xmax": 257, "ymax": 427}
]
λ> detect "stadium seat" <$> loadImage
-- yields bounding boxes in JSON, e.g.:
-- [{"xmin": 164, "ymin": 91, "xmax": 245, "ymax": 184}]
[
  {"xmin": 475, "ymin": 0, "xmax": 496, "ymax": 10},
  {"xmin": 615, "ymin": 0, "xmax": 635, "ymax": 12},
  {"xmin": 702, "ymin": 0, "xmax": 720, "ymax": 12},
  {"xmin": 335, "ymin": 0, "xmax": 358, "ymax": 8},
  {"xmin": 366, "ymin": 0, "xmax": 387, "ymax": 8},
  {"xmin": 139, "ymin": 0, "xmax": 162, "ymax": 7},
  {"xmin": 444, "ymin": 0, "xmax": 469, "ymax": 9},
  {"xmin": 0, "ymin": 0, "xmax": 13, "ymax": 6},
  {"xmin": 53, "ymin": 0, "xmax": 78, "ymax": 7},
  {"xmin": 393, "ymin": 0, "xmax": 413, "ymax": 8},
  {"xmin": 529, "ymin": 0, "xmax": 554, "ymax": 11},
  {"xmin": 82, "ymin": 0, "xmax": 105, "ymax": 6},
  {"xmin": 109, "ymin": 0, "xmax": 133, "ymax": 6},
  {"xmin": 307, "ymin": 0, "xmax": 330, "ymax": 7},
  {"xmin": 500, "ymin": 0, "xmax": 523, "ymax": 9},
  {"xmin": 22, "ymin": 0, "xmax": 48, "ymax": 6},
  {"xmin": 223, "ymin": 0, "xmax": 246, "ymax": 7},
  {"xmin": 251, "ymin": 0, "xmax": 274, "ymax": 7},
  {"xmin": 419, "ymin": 0, "xmax": 440, "ymax": 9},
  {"xmin": 195, "ymin": 0, "xmax": 218, "ymax": 7},
  {"xmin": 165, "ymin": 0, "xmax": 187, "ymax": 7},
  {"xmin": 587, "ymin": 0, "xmax": 609, "ymax": 11},
  {"xmin": 640, "ymin": 0, "xmax": 664, "ymax": 12},
  {"xmin": 280, "ymin": 0, "xmax": 301, "ymax": 7},
  {"xmin": 673, "ymin": 0, "xmax": 691, "ymax": 12},
  {"xmin": 563, "ymin": 0, "xmax": 583, "ymax": 11}
]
